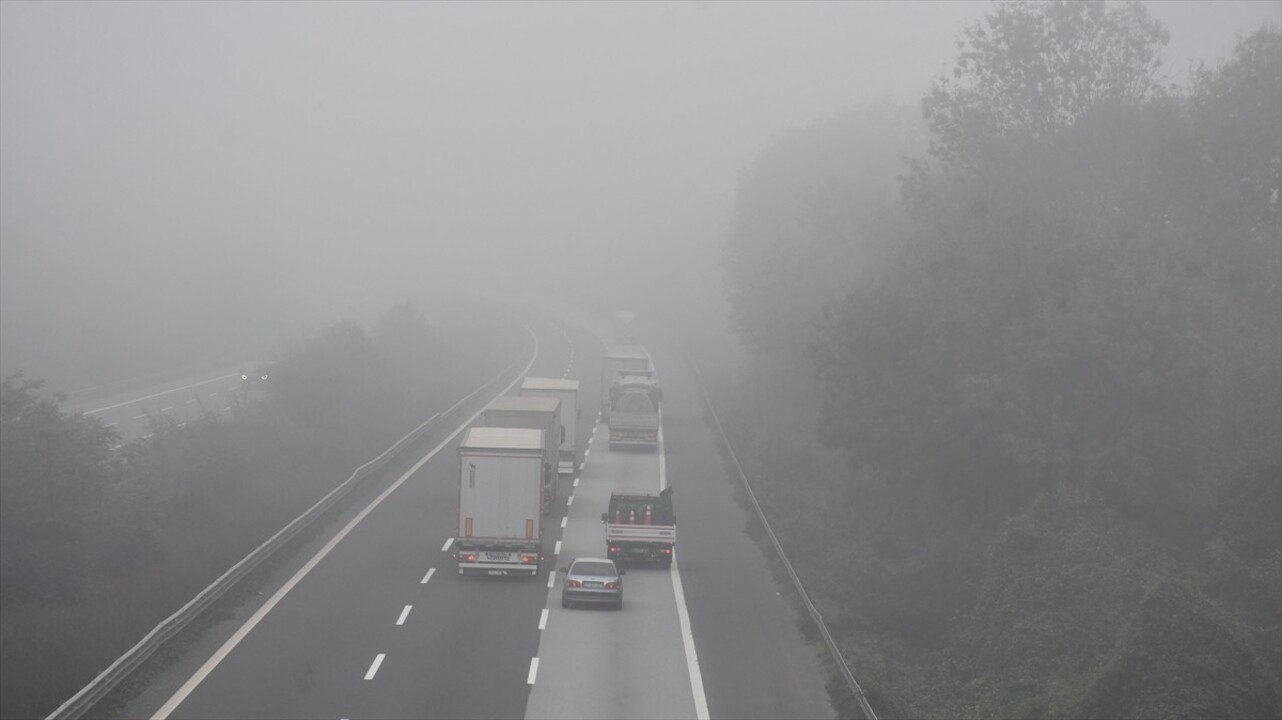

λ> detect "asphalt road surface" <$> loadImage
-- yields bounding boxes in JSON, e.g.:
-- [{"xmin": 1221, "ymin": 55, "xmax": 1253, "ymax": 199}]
[{"xmin": 111, "ymin": 308, "xmax": 834, "ymax": 719}]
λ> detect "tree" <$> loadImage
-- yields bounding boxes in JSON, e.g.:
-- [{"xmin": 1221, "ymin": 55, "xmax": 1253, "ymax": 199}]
[
  {"xmin": 0, "ymin": 374, "xmax": 119, "ymax": 604},
  {"xmin": 923, "ymin": 0, "xmax": 1169, "ymax": 174}
]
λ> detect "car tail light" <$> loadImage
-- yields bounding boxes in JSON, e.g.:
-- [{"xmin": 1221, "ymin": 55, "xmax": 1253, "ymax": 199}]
[
  {"xmin": 566, "ymin": 579, "xmax": 581, "ymax": 588},
  {"xmin": 605, "ymin": 581, "xmax": 620, "ymax": 590}
]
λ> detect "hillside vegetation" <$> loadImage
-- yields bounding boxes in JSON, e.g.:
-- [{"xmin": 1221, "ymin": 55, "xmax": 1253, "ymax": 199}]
[
  {"xmin": 718, "ymin": 2, "xmax": 1281, "ymax": 717},
  {"xmin": 0, "ymin": 302, "xmax": 514, "ymax": 719}
]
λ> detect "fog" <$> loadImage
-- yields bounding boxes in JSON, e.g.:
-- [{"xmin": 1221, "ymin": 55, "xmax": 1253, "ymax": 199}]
[{"xmin": 1, "ymin": 1, "xmax": 1276, "ymax": 391}]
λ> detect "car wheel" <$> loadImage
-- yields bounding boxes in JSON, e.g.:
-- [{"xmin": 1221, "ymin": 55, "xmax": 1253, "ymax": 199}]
[
  {"xmin": 561, "ymin": 597, "xmax": 570, "ymax": 609},
  {"xmin": 614, "ymin": 599, "xmax": 623, "ymax": 611}
]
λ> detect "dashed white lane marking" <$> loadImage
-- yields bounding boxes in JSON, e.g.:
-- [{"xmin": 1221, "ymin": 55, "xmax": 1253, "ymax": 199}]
[
  {"xmin": 573, "ymin": 477, "xmax": 579, "ymax": 488},
  {"xmin": 538, "ymin": 608, "xmax": 548, "ymax": 630},
  {"xmin": 209, "ymin": 392, "xmax": 219, "ymax": 397},
  {"xmin": 560, "ymin": 516, "xmax": 568, "ymax": 529},
  {"xmin": 588, "ymin": 436, "xmax": 593, "ymax": 445},
  {"xmin": 142, "ymin": 433, "xmax": 153, "ymax": 439},
  {"xmin": 553, "ymin": 540, "xmax": 562, "ymax": 555},
  {"xmin": 177, "ymin": 422, "xmax": 187, "ymax": 428},
  {"xmin": 161, "ymin": 406, "xmax": 174, "ymax": 412},
  {"xmin": 584, "ymin": 449, "xmax": 590, "ymax": 458},
  {"xmin": 441, "ymin": 538, "xmax": 454, "ymax": 552},
  {"xmin": 527, "ymin": 657, "xmax": 539, "ymax": 685},
  {"xmin": 420, "ymin": 568, "xmax": 436, "ymax": 584},
  {"xmin": 133, "ymin": 414, "xmax": 146, "ymax": 420},
  {"xmin": 106, "ymin": 422, "xmax": 118, "ymax": 427},
  {"xmin": 579, "ymin": 462, "xmax": 585, "ymax": 471},
  {"xmin": 364, "ymin": 653, "xmax": 386, "ymax": 680},
  {"xmin": 186, "ymin": 399, "xmax": 196, "ymax": 404},
  {"xmin": 547, "ymin": 573, "xmax": 556, "ymax": 589},
  {"xmin": 396, "ymin": 605, "xmax": 412, "ymax": 626},
  {"xmin": 566, "ymin": 495, "xmax": 574, "ymax": 507}
]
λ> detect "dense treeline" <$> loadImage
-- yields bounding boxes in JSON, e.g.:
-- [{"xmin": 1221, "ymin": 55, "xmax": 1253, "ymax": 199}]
[
  {"xmin": 719, "ymin": 2, "xmax": 1280, "ymax": 717},
  {"xmin": 0, "ymin": 302, "xmax": 514, "ymax": 719}
]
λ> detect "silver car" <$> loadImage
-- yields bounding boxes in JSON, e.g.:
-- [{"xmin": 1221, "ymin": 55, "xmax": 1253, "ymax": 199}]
[{"xmin": 560, "ymin": 557, "xmax": 625, "ymax": 610}]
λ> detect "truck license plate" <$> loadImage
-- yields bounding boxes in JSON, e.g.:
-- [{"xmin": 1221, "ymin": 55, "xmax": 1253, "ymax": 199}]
[
  {"xmin": 487, "ymin": 570, "xmax": 508, "ymax": 576},
  {"xmin": 484, "ymin": 552, "xmax": 511, "ymax": 561}
]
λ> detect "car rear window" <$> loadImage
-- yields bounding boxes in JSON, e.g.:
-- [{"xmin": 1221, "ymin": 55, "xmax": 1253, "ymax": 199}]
[{"xmin": 572, "ymin": 561, "xmax": 616, "ymax": 577}]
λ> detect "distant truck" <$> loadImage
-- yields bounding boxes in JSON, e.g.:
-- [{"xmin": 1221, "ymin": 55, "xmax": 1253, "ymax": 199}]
[
  {"xmin": 519, "ymin": 377, "xmax": 580, "ymax": 478},
  {"xmin": 479, "ymin": 395, "xmax": 563, "ymax": 515},
  {"xmin": 600, "ymin": 488, "xmax": 676, "ymax": 568},
  {"xmin": 607, "ymin": 370, "xmax": 661, "ymax": 451},
  {"xmin": 599, "ymin": 346, "xmax": 651, "ymax": 418},
  {"xmin": 456, "ymin": 427, "xmax": 546, "ymax": 577},
  {"xmin": 613, "ymin": 310, "xmax": 638, "ymax": 344}
]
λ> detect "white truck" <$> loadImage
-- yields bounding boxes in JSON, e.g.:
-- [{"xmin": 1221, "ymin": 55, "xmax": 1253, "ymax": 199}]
[
  {"xmin": 519, "ymin": 377, "xmax": 579, "ymax": 478},
  {"xmin": 456, "ymin": 427, "xmax": 545, "ymax": 577},
  {"xmin": 480, "ymin": 395, "xmax": 563, "ymax": 515},
  {"xmin": 600, "ymin": 487, "xmax": 676, "ymax": 568},
  {"xmin": 599, "ymin": 346, "xmax": 651, "ymax": 419},
  {"xmin": 607, "ymin": 370, "xmax": 661, "ymax": 451}
]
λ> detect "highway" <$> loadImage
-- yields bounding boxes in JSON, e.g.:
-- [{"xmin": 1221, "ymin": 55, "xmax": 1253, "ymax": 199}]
[
  {"xmin": 65, "ymin": 365, "xmax": 262, "ymax": 445},
  {"xmin": 110, "ymin": 310, "xmax": 833, "ymax": 719}
]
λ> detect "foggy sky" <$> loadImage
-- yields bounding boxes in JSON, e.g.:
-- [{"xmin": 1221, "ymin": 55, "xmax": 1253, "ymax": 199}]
[{"xmin": 2, "ymin": 1, "xmax": 1278, "ymax": 389}]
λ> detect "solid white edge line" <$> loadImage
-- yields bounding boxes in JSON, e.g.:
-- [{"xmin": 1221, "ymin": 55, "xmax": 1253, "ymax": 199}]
[
  {"xmin": 420, "ymin": 568, "xmax": 436, "ymax": 584},
  {"xmin": 538, "ymin": 608, "xmax": 548, "ymax": 630},
  {"xmin": 150, "ymin": 326, "xmax": 542, "ymax": 719},
  {"xmin": 364, "ymin": 653, "xmax": 386, "ymax": 680},
  {"xmin": 396, "ymin": 605, "xmax": 412, "ymax": 626},
  {"xmin": 83, "ymin": 372, "xmax": 240, "ymax": 415},
  {"xmin": 527, "ymin": 657, "xmax": 539, "ymax": 685},
  {"xmin": 441, "ymin": 537, "xmax": 454, "ymax": 553},
  {"xmin": 654, "ymin": 359, "xmax": 710, "ymax": 720}
]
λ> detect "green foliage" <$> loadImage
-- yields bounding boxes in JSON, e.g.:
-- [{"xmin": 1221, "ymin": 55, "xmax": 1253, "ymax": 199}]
[
  {"xmin": 722, "ymin": 102, "xmax": 922, "ymax": 356},
  {"xmin": 721, "ymin": 5, "xmax": 1281, "ymax": 717},
  {"xmin": 1072, "ymin": 580, "xmax": 1280, "ymax": 719},
  {"xmin": 0, "ymin": 374, "xmax": 119, "ymax": 605},
  {"xmin": 923, "ymin": 0, "xmax": 1168, "ymax": 173}
]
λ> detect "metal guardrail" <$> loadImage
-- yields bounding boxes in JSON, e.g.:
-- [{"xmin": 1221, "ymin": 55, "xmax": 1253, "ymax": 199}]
[
  {"xmin": 46, "ymin": 345, "xmax": 533, "ymax": 720},
  {"xmin": 687, "ymin": 355, "xmax": 878, "ymax": 720}
]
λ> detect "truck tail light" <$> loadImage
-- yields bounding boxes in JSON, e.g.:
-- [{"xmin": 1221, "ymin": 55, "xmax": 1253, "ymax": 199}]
[
  {"xmin": 461, "ymin": 553, "xmax": 477, "ymax": 562},
  {"xmin": 661, "ymin": 547, "xmax": 672, "ymax": 555}
]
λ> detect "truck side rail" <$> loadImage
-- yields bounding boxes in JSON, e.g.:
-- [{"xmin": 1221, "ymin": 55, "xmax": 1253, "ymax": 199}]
[
  {"xmin": 688, "ymin": 352, "xmax": 878, "ymax": 720},
  {"xmin": 46, "ymin": 329, "xmax": 537, "ymax": 720}
]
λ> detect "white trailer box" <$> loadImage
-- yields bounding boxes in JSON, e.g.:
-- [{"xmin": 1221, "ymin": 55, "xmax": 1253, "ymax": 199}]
[
  {"xmin": 480, "ymin": 395, "xmax": 562, "ymax": 513},
  {"xmin": 519, "ymin": 377, "xmax": 579, "ymax": 477},
  {"xmin": 456, "ymin": 427, "xmax": 545, "ymax": 576}
]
